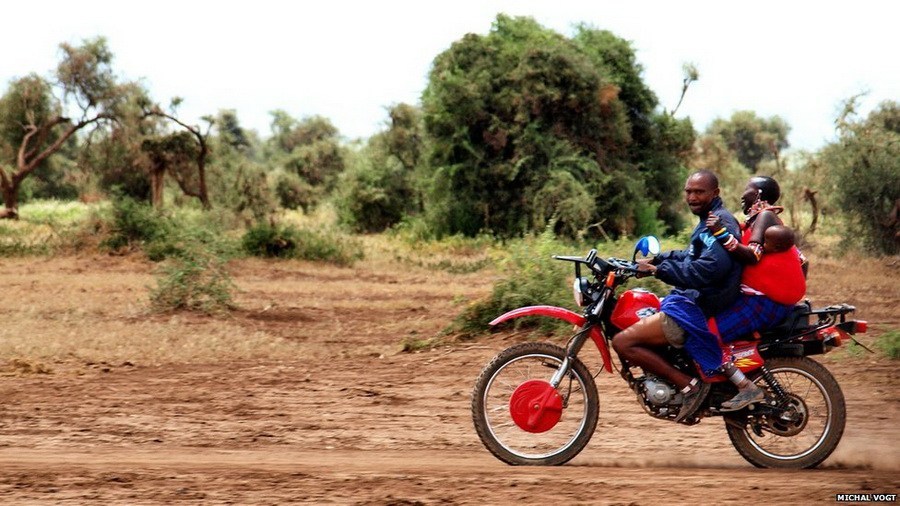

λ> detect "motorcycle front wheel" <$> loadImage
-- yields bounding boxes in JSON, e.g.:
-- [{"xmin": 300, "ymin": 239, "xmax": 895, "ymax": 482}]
[
  {"xmin": 725, "ymin": 356, "xmax": 846, "ymax": 469},
  {"xmin": 472, "ymin": 342, "xmax": 599, "ymax": 465}
]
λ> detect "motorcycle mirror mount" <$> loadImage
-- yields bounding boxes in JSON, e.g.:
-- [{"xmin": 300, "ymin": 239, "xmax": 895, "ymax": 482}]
[{"xmin": 633, "ymin": 236, "xmax": 661, "ymax": 261}]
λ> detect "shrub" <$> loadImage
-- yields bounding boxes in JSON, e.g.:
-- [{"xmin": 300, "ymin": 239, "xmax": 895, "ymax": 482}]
[
  {"xmin": 242, "ymin": 222, "xmax": 364, "ymax": 266},
  {"xmin": 242, "ymin": 222, "xmax": 298, "ymax": 258},
  {"xmin": 335, "ymin": 152, "xmax": 417, "ymax": 233},
  {"xmin": 275, "ymin": 171, "xmax": 318, "ymax": 211},
  {"xmin": 100, "ymin": 197, "xmax": 239, "ymax": 262},
  {"xmin": 149, "ymin": 246, "xmax": 235, "ymax": 314},
  {"xmin": 101, "ymin": 196, "xmax": 168, "ymax": 251},
  {"xmin": 876, "ymin": 329, "xmax": 900, "ymax": 360},
  {"xmin": 293, "ymin": 228, "xmax": 364, "ymax": 266},
  {"xmin": 822, "ymin": 100, "xmax": 900, "ymax": 255},
  {"xmin": 449, "ymin": 230, "xmax": 675, "ymax": 338},
  {"xmin": 451, "ymin": 229, "xmax": 574, "ymax": 337}
]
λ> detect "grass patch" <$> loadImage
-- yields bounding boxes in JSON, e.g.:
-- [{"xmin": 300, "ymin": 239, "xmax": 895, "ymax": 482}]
[
  {"xmin": 390, "ymin": 232, "xmax": 500, "ymax": 274},
  {"xmin": 400, "ymin": 335, "xmax": 441, "ymax": 353},
  {"xmin": 875, "ymin": 329, "xmax": 900, "ymax": 359},
  {"xmin": 0, "ymin": 200, "xmax": 108, "ymax": 256},
  {"xmin": 20, "ymin": 199, "xmax": 104, "ymax": 225}
]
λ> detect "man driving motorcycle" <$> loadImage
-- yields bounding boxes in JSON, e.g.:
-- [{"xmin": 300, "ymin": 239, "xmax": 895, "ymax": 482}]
[{"xmin": 612, "ymin": 170, "xmax": 742, "ymax": 422}]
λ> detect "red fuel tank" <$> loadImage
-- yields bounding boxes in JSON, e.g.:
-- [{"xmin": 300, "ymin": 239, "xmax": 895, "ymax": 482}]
[{"xmin": 611, "ymin": 289, "xmax": 661, "ymax": 329}]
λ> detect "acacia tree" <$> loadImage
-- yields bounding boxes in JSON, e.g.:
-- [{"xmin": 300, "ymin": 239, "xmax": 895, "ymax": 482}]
[
  {"xmin": 0, "ymin": 37, "xmax": 123, "ymax": 218},
  {"xmin": 141, "ymin": 101, "xmax": 213, "ymax": 209},
  {"xmin": 706, "ymin": 110, "xmax": 790, "ymax": 172}
]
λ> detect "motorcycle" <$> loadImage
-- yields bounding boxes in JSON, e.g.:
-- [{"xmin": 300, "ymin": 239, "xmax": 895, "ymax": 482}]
[{"xmin": 471, "ymin": 236, "xmax": 867, "ymax": 469}]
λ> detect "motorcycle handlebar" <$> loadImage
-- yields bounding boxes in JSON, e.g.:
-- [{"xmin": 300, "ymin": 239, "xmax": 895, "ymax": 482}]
[
  {"xmin": 554, "ymin": 253, "xmax": 640, "ymax": 278},
  {"xmin": 606, "ymin": 257, "xmax": 639, "ymax": 274}
]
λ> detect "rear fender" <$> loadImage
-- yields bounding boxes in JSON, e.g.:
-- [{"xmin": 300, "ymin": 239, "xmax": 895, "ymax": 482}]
[{"xmin": 490, "ymin": 305, "xmax": 612, "ymax": 373}]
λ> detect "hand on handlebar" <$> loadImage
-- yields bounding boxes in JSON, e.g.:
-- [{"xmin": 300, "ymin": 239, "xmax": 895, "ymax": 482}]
[{"xmin": 634, "ymin": 261, "xmax": 657, "ymax": 278}]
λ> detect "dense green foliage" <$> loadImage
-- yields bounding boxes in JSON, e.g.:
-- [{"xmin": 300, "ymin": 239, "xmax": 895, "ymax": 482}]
[
  {"xmin": 821, "ymin": 100, "xmax": 900, "ymax": 254},
  {"xmin": 707, "ymin": 111, "xmax": 790, "ymax": 172},
  {"xmin": 335, "ymin": 103, "xmax": 423, "ymax": 233},
  {"xmin": 266, "ymin": 111, "xmax": 346, "ymax": 211},
  {"xmin": 103, "ymin": 196, "xmax": 236, "ymax": 261},
  {"xmin": 421, "ymin": 15, "xmax": 693, "ymax": 239},
  {"xmin": 241, "ymin": 222, "xmax": 299, "ymax": 258}
]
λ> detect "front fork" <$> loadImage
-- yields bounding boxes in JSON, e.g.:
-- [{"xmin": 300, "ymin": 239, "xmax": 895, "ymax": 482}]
[{"xmin": 549, "ymin": 324, "xmax": 593, "ymax": 388}]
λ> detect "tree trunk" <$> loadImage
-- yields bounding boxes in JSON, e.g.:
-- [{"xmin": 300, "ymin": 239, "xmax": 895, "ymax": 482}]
[
  {"xmin": 0, "ymin": 177, "xmax": 20, "ymax": 219},
  {"xmin": 803, "ymin": 188, "xmax": 819, "ymax": 235},
  {"xmin": 150, "ymin": 168, "xmax": 166, "ymax": 209},
  {"xmin": 196, "ymin": 138, "xmax": 210, "ymax": 209}
]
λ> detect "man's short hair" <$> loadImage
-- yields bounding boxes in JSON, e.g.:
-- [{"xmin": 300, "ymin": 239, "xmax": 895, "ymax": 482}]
[{"xmin": 690, "ymin": 169, "xmax": 720, "ymax": 189}]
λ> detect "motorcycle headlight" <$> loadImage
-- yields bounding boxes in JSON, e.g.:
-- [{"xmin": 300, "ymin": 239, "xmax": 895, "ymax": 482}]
[{"xmin": 572, "ymin": 277, "xmax": 589, "ymax": 306}]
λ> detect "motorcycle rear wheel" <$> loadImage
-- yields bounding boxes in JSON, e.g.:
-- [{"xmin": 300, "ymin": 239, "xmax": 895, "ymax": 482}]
[
  {"xmin": 472, "ymin": 342, "xmax": 599, "ymax": 465},
  {"xmin": 725, "ymin": 356, "xmax": 846, "ymax": 469}
]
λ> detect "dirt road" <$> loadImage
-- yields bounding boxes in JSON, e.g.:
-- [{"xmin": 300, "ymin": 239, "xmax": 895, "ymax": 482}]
[{"xmin": 0, "ymin": 254, "xmax": 897, "ymax": 504}]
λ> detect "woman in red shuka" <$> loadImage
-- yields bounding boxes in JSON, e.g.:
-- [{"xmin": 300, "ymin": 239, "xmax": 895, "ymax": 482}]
[{"xmin": 706, "ymin": 175, "xmax": 808, "ymax": 411}]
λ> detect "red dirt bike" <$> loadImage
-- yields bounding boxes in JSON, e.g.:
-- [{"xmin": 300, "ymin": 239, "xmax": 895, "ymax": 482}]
[{"xmin": 472, "ymin": 237, "xmax": 867, "ymax": 469}]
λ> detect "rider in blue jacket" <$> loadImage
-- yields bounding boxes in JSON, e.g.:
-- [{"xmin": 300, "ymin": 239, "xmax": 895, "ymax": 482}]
[
  {"xmin": 612, "ymin": 170, "xmax": 742, "ymax": 422},
  {"xmin": 652, "ymin": 197, "xmax": 742, "ymax": 316}
]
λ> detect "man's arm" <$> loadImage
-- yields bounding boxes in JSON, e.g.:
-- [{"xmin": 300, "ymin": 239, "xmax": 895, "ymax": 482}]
[
  {"xmin": 708, "ymin": 210, "xmax": 777, "ymax": 265},
  {"xmin": 655, "ymin": 234, "xmax": 733, "ymax": 288},
  {"xmin": 652, "ymin": 248, "xmax": 688, "ymax": 265}
]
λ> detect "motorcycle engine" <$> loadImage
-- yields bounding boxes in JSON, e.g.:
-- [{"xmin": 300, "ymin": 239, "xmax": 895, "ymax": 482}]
[{"xmin": 641, "ymin": 376, "xmax": 677, "ymax": 406}]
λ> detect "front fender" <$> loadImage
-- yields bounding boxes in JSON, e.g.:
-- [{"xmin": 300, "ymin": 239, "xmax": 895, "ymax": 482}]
[
  {"xmin": 489, "ymin": 305, "xmax": 612, "ymax": 374},
  {"xmin": 489, "ymin": 305, "xmax": 586, "ymax": 327}
]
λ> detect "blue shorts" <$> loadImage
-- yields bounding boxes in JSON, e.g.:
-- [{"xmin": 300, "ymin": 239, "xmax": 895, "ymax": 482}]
[{"xmin": 660, "ymin": 294, "xmax": 723, "ymax": 376}]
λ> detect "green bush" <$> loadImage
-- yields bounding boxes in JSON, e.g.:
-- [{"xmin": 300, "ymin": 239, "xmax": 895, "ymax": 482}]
[
  {"xmin": 335, "ymin": 148, "xmax": 419, "ymax": 233},
  {"xmin": 145, "ymin": 212, "xmax": 238, "ymax": 262},
  {"xmin": 293, "ymin": 228, "xmax": 364, "ymax": 266},
  {"xmin": 241, "ymin": 222, "xmax": 298, "ymax": 258},
  {"xmin": 421, "ymin": 15, "xmax": 693, "ymax": 238},
  {"xmin": 101, "ymin": 197, "xmax": 239, "ymax": 261},
  {"xmin": 102, "ymin": 196, "xmax": 168, "ymax": 251},
  {"xmin": 275, "ymin": 171, "xmax": 318, "ymax": 211},
  {"xmin": 149, "ymin": 246, "xmax": 235, "ymax": 314},
  {"xmin": 451, "ymin": 229, "xmax": 575, "ymax": 337},
  {"xmin": 449, "ymin": 231, "xmax": 675, "ymax": 338},
  {"xmin": 876, "ymin": 329, "xmax": 900, "ymax": 360},
  {"xmin": 822, "ymin": 100, "xmax": 900, "ymax": 255},
  {"xmin": 241, "ymin": 222, "xmax": 364, "ymax": 266}
]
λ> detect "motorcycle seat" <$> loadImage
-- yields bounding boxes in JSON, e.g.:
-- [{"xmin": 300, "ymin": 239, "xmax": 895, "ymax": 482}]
[{"xmin": 759, "ymin": 300, "xmax": 812, "ymax": 338}]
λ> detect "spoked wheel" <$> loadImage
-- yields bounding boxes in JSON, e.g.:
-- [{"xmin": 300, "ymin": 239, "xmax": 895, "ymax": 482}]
[
  {"xmin": 725, "ymin": 356, "xmax": 846, "ymax": 469},
  {"xmin": 472, "ymin": 342, "xmax": 599, "ymax": 465}
]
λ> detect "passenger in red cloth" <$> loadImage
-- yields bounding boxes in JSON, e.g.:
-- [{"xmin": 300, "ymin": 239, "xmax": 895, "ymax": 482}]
[{"xmin": 706, "ymin": 176, "xmax": 808, "ymax": 411}]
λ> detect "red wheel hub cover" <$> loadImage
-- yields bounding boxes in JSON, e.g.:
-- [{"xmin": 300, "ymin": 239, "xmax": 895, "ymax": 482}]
[{"xmin": 509, "ymin": 380, "xmax": 563, "ymax": 433}]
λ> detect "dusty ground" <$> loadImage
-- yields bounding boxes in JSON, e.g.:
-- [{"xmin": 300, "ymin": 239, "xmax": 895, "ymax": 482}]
[{"xmin": 0, "ymin": 248, "xmax": 898, "ymax": 504}]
